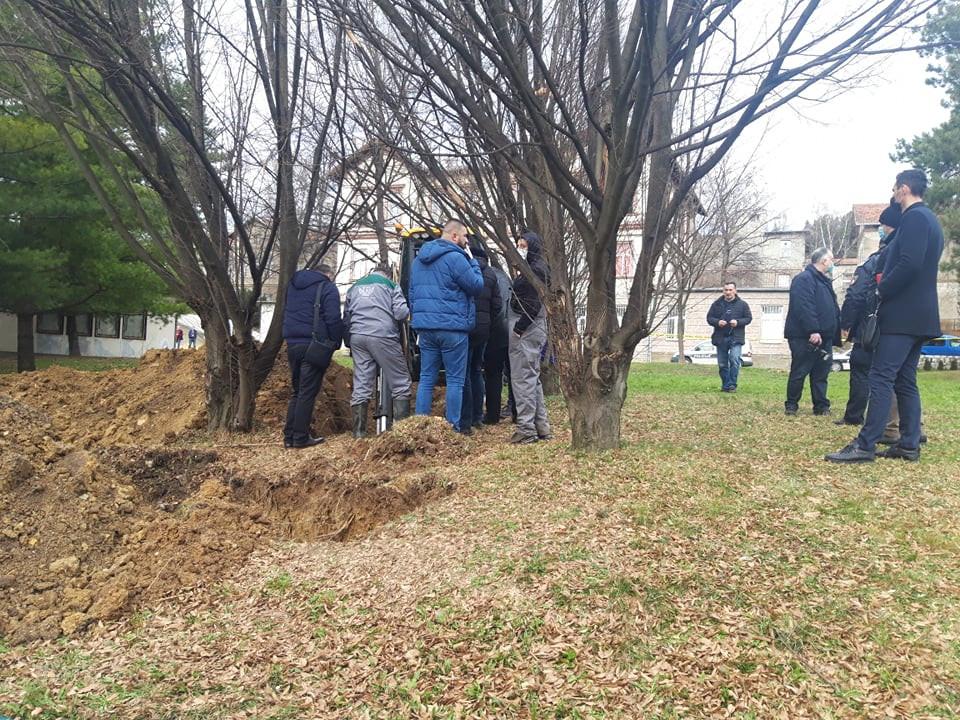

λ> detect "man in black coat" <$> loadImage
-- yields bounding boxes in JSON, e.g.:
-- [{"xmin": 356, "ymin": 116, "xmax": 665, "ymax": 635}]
[
  {"xmin": 836, "ymin": 201, "xmax": 898, "ymax": 426},
  {"xmin": 483, "ymin": 263, "xmax": 513, "ymax": 424},
  {"xmin": 827, "ymin": 169, "xmax": 944, "ymax": 463},
  {"xmin": 460, "ymin": 242, "xmax": 502, "ymax": 433},
  {"xmin": 706, "ymin": 281, "xmax": 752, "ymax": 393},
  {"xmin": 281, "ymin": 263, "xmax": 343, "ymax": 449},
  {"xmin": 783, "ymin": 247, "xmax": 841, "ymax": 416}
]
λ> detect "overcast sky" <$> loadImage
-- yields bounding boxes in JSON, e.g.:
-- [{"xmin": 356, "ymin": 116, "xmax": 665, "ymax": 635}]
[{"xmin": 740, "ymin": 48, "xmax": 949, "ymax": 229}]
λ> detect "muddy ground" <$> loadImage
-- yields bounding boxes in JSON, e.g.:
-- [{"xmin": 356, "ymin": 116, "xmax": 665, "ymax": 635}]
[{"xmin": 0, "ymin": 351, "xmax": 463, "ymax": 644}]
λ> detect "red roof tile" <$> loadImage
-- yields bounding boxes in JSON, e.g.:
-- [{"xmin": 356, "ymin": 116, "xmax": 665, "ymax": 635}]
[{"xmin": 853, "ymin": 203, "xmax": 888, "ymax": 226}]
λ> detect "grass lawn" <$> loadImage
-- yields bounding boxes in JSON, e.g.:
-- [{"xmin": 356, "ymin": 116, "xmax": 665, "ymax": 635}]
[
  {"xmin": 0, "ymin": 354, "xmax": 139, "ymax": 374},
  {"xmin": 2, "ymin": 363, "xmax": 959, "ymax": 718}
]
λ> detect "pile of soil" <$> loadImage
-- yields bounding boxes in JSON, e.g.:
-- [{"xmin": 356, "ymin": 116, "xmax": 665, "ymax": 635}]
[{"xmin": 0, "ymin": 351, "xmax": 457, "ymax": 644}]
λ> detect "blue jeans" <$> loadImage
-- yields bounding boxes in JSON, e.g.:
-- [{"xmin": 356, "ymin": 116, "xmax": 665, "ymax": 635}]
[
  {"xmin": 415, "ymin": 329, "xmax": 469, "ymax": 431},
  {"xmin": 460, "ymin": 341, "xmax": 487, "ymax": 429},
  {"xmin": 716, "ymin": 339, "xmax": 742, "ymax": 390},
  {"xmin": 855, "ymin": 334, "xmax": 924, "ymax": 451}
]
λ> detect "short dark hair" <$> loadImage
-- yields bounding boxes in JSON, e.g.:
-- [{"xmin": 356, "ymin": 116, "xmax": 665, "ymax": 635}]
[
  {"xmin": 373, "ymin": 263, "xmax": 391, "ymax": 275},
  {"xmin": 317, "ymin": 263, "xmax": 334, "ymax": 277},
  {"xmin": 723, "ymin": 281, "xmax": 737, "ymax": 289},
  {"xmin": 895, "ymin": 169, "xmax": 927, "ymax": 197}
]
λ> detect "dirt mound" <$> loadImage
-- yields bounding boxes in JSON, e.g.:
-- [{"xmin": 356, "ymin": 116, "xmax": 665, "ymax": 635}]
[
  {"xmin": 0, "ymin": 350, "xmax": 356, "ymax": 444},
  {"xmin": 363, "ymin": 415, "xmax": 468, "ymax": 464}
]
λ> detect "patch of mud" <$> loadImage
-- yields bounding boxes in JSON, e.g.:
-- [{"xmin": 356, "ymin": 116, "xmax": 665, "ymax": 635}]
[{"xmin": 96, "ymin": 447, "xmax": 219, "ymax": 508}]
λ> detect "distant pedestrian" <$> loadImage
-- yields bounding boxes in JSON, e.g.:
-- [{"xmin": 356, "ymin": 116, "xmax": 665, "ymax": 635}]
[
  {"xmin": 187, "ymin": 327, "xmax": 198, "ymax": 349},
  {"xmin": 409, "ymin": 219, "xmax": 484, "ymax": 433},
  {"xmin": 508, "ymin": 230, "xmax": 552, "ymax": 444},
  {"xmin": 174, "ymin": 327, "xmax": 183, "ymax": 349},
  {"xmin": 282, "ymin": 263, "xmax": 342, "ymax": 449},
  {"xmin": 783, "ymin": 247, "xmax": 841, "ymax": 416},
  {"xmin": 343, "ymin": 265, "xmax": 412, "ymax": 438},
  {"xmin": 706, "ymin": 281, "xmax": 752, "ymax": 393},
  {"xmin": 826, "ymin": 169, "xmax": 943, "ymax": 463}
]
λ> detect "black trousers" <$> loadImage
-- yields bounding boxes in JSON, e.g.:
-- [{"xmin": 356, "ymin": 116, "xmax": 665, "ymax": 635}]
[
  {"xmin": 785, "ymin": 337, "xmax": 832, "ymax": 412},
  {"xmin": 842, "ymin": 343, "xmax": 872, "ymax": 424},
  {"xmin": 483, "ymin": 342, "xmax": 508, "ymax": 423},
  {"xmin": 284, "ymin": 343, "xmax": 330, "ymax": 443}
]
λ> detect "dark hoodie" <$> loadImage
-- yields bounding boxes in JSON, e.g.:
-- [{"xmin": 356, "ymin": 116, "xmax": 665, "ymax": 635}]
[
  {"xmin": 282, "ymin": 268, "xmax": 343, "ymax": 347},
  {"xmin": 510, "ymin": 230, "xmax": 549, "ymax": 335},
  {"xmin": 468, "ymin": 244, "xmax": 503, "ymax": 346}
]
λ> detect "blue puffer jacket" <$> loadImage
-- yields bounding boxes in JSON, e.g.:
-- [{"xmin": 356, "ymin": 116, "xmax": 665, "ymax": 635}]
[
  {"xmin": 282, "ymin": 269, "xmax": 343, "ymax": 347},
  {"xmin": 410, "ymin": 239, "xmax": 484, "ymax": 331}
]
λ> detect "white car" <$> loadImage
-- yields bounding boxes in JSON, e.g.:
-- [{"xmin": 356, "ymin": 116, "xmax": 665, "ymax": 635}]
[
  {"xmin": 831, "ymin": 349, "xmax": 851, "ymax": 372},
  {"xmin": 671, "ymin": 339, "xmax": 754, "ymax": 367}
]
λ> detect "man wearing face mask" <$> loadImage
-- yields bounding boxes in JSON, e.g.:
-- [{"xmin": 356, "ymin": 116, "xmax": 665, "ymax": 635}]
[
  {"xmin": 508, "ymin": 230, "xmax": 552, "ymax": 444},
  {"xmin": 826, "ymin": 169, "xmax": 944, "ymax": 463},
  {"xmin": 836, "ymin": 200, "xmax": 899, "ymax": 427},
  {"xmin": 783, "ymin": 246, "xmax": 841, "ymax": 417}
]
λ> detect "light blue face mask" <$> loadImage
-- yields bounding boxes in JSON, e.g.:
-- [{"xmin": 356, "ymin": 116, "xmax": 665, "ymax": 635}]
[{"xmin": 878, "ymin": 227, "xmax": 887, "ymax": 241}]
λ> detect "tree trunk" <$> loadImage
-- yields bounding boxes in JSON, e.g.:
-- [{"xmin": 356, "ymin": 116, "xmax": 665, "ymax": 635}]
[
  {"xmin": 201, "ymin": 314, "xmax": 261, "ymax": 432},
  {"xmin": 16, "ymin": 313, "xmax": 36, "ymax": 373},
  {"xmin": 564, "ymin": 355, "xmax": 631, "ymax": 451},
  {"xmin": 66, "ymin": 314, "xmax": 82, "ymax": 357}
]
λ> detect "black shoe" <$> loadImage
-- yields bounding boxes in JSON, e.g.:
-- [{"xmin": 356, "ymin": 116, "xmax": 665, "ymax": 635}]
[
  {"xmin": 785, "ymin": 408, "xmax": 798, "ymax": 417},
  {"xmin": 834, "ymin": 419, "xmax": 860, "ymax": 426},
  {"xmin": 290, "ymin": 436, "xmax": 325, "ymax": 449},
  {"xmin": 537, "ymin": 432, "xmax": 554, "ymax": 441},
  {"xmin": 920, "ymin": 433, "xmax": 928, "ymax": 444},
  {"xmin": 813, "ymin": 408, "xmax": 831, "ymax": 417},
  {"xmin": 283, "ymin": 438, "xmax": 293, "ymax": 448},
  {"xmin": 352, "ymin": 401, "xmax": 368, "ymax": 439},
  {"xmin": 509, "ymin": 431, "xmax": 538, "ymax": 445},
  {"xmin": 482, "ymin": 418, "xmax": 499, "ymax": 426},
  {"xmin": 393, "ymin": 397, "xmax": 411, "ymax": 424},
  {"xmin": 458, "ymin": 426, "xmax": 473, "ymax": 436},
  {"xmin": 877, "ymin": 435, "xmax": 900, "ymax": 446},
  {"xmin": 877, "ymin": 445, "xmax": 919, "ymax": 462},
  {"xmin": 824, "ymin": 442, "xmax": 875, "ymax": 463}
]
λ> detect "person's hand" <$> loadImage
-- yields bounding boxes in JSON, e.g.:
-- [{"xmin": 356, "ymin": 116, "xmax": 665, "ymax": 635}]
[
  {"xmin": 729, "ymin": 319, "xmax": 738, "ymax": 327},
  {"xmin": 809, "ymin": 332, "xmax": 822, "ymax": 345},
  {"xmin": 841, "ymin": 328, "xmax": 849, "ymax": 341},
  {"xmin": 718, "ymin": 320, "xmax": 727, "ymax": 327}
]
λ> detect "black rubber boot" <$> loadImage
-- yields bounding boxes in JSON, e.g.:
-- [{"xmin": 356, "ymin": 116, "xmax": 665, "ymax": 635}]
[
  {"xmin": 352, "ymin": 402, "xmax": 368, "ymax": 439},
  {"xmin": 392, "ymin": 397, "xmax": 411, "ymax": 425}
]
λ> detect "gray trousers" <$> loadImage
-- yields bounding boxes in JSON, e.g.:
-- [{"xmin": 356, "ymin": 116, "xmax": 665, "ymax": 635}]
[
  {"xmin": 350, "ymin": 334, "xmax": 411, "ymax": 405},
  {"xmin": 508, "ymin": 309, "xmax": 550, "ymax": 436}
]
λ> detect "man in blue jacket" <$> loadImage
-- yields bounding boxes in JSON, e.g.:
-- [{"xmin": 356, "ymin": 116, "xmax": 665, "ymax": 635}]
[
  {"xmin": 410, "ymin": 220, "xmax": 484, "ymax": 432},
  {"xmin": 826, "ymin": 169, "xmax": 944, "ymax": 463},
  {"xmin": 783, "ymin": 247, "xmax": 841, "ymax": 416},
  {"xmin": 282, "ymin": 263, "xmax": 343, "ymax": 449}
]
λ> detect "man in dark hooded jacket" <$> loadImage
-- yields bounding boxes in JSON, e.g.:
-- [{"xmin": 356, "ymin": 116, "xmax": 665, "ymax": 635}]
[
  {"xmin": 460, "ymin": 241, "xmax": 502, "ymax": 433},
  {"xmin": 483, "ymin": 263, "xmax": 513, "ymax": 424},
  {"xmin": 508, "ymin": 231, "xmax": 552, "ymax": 444},
  {"xmin": 281, "ymin": 263, "xmax": 343, "ymax": 448}
]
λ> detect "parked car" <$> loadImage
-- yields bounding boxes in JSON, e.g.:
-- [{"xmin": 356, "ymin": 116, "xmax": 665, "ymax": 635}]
[
  {"xmin": 920, "ymin": 335, "xmax": 960, "ymax": 369},
  {"xmin": 831, "ymin": 349, "xmax": 851, "ymax": 373},
  {"xmin": 671, "ymin": 339, "xmax": 754, "ymax": 367}
]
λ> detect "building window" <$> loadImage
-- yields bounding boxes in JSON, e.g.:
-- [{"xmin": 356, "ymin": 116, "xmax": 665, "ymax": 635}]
[
  {"xmin": 615, "ymin": 242, "xmax": 635, "ymax": 278},
  {"xmin": 122, "ymin": 313, "xmax": 147, "ymax": 340},
  {"xmin": 95, "ymin": 314, "xmax": 121, "ymax": 339},
  {"xmin": 75, "ymin": 314, "xmax": 93, "ymax": 336},
  {"xmin": 664, "ymin": 316, "xmax": 678, "ymax": 336},
  {"xmin": 761, "ymin": 304, "xmax": 784, "ymax": 342},
  {"xmin": 777, "ymin": 274, "xmax": 790, "ymax": 288},
  {"xmin": 36, "ymin": 312, "xmax": 64, "ymax": 335}
]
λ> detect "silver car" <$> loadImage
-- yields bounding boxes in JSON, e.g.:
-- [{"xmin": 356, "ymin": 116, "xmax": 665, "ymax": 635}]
[{"xmin": 671, "ymin": 339, "xmax": 754, "ymax": 367}]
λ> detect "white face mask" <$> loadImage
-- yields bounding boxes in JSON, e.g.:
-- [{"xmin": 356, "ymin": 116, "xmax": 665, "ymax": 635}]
[{"xmin": 518, "ymin": 247, "xmax": 528, "ymax": 260}]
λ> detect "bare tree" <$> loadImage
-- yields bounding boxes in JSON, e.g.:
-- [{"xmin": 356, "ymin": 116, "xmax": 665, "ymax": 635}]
[
  {"xmin": 0, "ymin": 0, "xmax": 371, "ymax": 430},
  {"xmin": 325, "ymin": 0, "xmax": 937, "ymax": 449}
]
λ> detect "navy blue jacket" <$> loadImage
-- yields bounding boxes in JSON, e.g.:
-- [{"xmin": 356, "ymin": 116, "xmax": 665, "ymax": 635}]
[
  {"xmin": 469, "ymin": 254, "xmax": 503, "ymax": 346},
  {"xmin": 510, "ymin": 231, "xmax": 549, "ymax": 334},
  {"xmin": 282, "ymin": 269, "xmax": 343, "ymax": 347},
  {"xmin": 410, "ymin": 238, "xmax": 484, "ymax": 332},
  {"xmin": 706, "ymin": 295, "xmax": 752, "ymax": 346},
  {"xmin": 840, "ymin": 243, "xmax": 888, "ymax": 342},
  {"xmin": 877, "ymin": 202, "xmax": 943, "ymax": 338},
  {"xmin": 487, "ymin": 266, "xmax": 513, "ymax": 351},
  {"xmin": 784, "ymin": 264, "xmax": 841, "ymax": 344}
]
